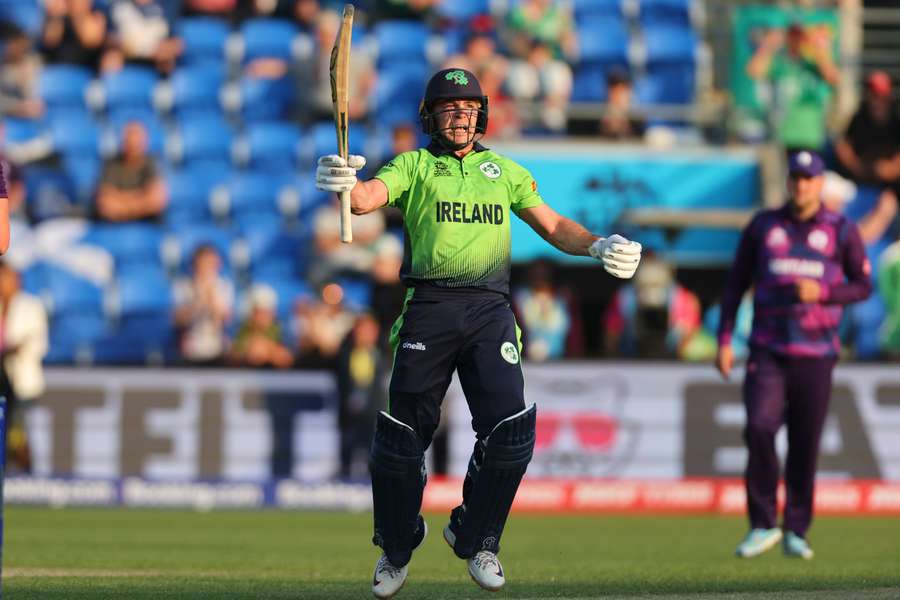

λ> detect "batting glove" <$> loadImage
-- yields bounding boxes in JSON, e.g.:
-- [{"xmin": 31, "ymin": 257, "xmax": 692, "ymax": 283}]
[
  {"xmin": 589, "ymin": 234, "xmax": 642, "ymax": 279},
  {"xmin": 315, "ymin": 154, "xmax": 366, "ymax": 193}
]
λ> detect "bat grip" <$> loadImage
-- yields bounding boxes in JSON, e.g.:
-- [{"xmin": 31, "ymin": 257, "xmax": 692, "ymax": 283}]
[{"xmin": 340, "ymin": 189, "xmax": 353, "ymax": 243}]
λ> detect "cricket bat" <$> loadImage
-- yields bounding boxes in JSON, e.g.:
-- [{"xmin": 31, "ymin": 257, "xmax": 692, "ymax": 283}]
[{"xmin": 330, "ymin": 3, "xmax": 354, "ymax": 243}]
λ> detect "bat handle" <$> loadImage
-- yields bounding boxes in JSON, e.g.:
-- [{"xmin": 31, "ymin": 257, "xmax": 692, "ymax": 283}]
[{"xmin": 340, "ymin": 190, "xmax": 353, "ymax": 243}]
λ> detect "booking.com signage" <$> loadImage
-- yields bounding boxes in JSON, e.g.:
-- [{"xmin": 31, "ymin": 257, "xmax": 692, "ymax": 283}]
[{"xmin": 501, "ymin": 145, "xmax": 760, "ymax": 264}]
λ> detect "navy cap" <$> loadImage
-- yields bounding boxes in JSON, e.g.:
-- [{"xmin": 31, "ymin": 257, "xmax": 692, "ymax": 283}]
[{"xmin": 788, "ymin": 150, "xmax": 825, "ymax": 178}]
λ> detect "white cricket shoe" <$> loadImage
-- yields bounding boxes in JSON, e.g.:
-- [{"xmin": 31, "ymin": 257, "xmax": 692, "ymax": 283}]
[
  {"xmin": 372, "ymin": 554, "xmax": 408, "ymax": 599},
  {"xmin": 372, "ymin": 520, "xmax": 427, "ymax": 599},
  {"xmin": 443, "ymin": 525, "xmax": 506, "ymax": 592}
]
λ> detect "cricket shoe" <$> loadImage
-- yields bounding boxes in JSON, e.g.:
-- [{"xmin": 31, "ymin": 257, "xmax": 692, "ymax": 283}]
[
  {"xmin": 735, "ymin": 528, "xmax": 783, "ymax": 558},
  {"xmin": 443, "ymin": 525, "xmax": 505, "ymax": 592},
  {"xmin": 782, "ymin": 531, "xmax": 814, "ymax": 560},
  {"xmin": 372, "ymin": 518, "xmax": 428, "ymax": 599}
]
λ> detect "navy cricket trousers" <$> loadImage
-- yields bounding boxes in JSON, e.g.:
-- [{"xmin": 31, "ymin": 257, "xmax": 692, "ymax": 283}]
[
  {"xmin": 742, "ymin": 347, "xmax": 836, "ymax": 537},
  {"xmin": 387, "ymin": 286, "xmax": 526, "ymax": 447}
]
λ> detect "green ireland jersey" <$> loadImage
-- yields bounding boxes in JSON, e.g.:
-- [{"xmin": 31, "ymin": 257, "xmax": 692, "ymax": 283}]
[{"xmin": 374, "ymin": 143, "xmax": 544, "ymax": 294}]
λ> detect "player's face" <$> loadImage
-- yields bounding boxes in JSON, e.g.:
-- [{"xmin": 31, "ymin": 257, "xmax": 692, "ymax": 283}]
[
  {"xmin": 433, "ymin": 99, "xmax": 481, "ymax": 147},
  {"xmin": 788, "ymin": 174, "xmax": 825, "ymax": 213}
]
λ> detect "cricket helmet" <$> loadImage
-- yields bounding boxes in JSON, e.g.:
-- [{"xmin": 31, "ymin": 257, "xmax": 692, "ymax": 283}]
[{"xmin": 419, "ymin": 68, "xmax": 489, "ymax": 149}]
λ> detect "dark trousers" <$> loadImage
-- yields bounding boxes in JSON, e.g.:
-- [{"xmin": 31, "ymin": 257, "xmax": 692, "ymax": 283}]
[
  {"xmin": 743, "ymin": 348, "xmax": 836, "ymax": 537},
  {"xmin": 388, "ymin": 288, "xmax": 526, "ymax": 447}
]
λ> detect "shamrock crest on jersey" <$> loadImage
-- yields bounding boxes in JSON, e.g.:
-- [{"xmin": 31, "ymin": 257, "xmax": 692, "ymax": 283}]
[
  {"xmin": 445, "ymin": 70, "xmax": 469, "ymax": 86},
  {"xmin": 480, "ymin": 161, "xmax": 502, "ymax": 179}
]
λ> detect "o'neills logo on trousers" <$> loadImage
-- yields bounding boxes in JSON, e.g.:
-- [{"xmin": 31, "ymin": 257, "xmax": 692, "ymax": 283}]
[
  {"xmin": 436, "ymin": 201, "xmax": 504, "ymax": 224},
  {"xmin": 402, "ymin": 342, "xmax": 426, "ymax": 351}
]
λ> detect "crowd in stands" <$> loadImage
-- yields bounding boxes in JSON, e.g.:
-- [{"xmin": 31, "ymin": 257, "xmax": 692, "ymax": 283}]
[{"xmin": 0, "ymin": 1, "xmax": 899, "ymax": 374}]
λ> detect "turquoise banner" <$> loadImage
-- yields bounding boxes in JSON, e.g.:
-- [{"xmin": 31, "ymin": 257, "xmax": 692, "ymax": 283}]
[{"xmin": 507, "ymin": 151, "xmax": 760, "ymax": 265}]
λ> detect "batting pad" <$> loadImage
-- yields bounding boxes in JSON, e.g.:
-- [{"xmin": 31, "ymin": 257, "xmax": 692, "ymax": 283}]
[
  {"xmin": 369, "ymin": 411, "xmax": 426, "ymax": 568},
  {"xmin": 449, "ymin": 403, "xmax": 536, "ymax": 559}
]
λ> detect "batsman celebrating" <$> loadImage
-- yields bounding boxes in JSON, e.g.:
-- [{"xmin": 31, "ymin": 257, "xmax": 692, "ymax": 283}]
[{"xmin": 316, "ymin": 68, "xmax": 642, "ymax": 598}]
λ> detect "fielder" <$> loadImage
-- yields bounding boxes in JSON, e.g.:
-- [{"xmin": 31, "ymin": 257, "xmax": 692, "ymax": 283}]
[
  {"xmin": 316, "ymin": 68, "xmax": 642, "ymax": 598},
  {"xmin": 717, "ymin": 150, "xmax": 872, "ymax": 560}
]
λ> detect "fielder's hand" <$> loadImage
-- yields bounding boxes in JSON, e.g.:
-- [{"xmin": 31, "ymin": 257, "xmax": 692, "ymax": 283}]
[
  {"xmin": 589, "ymin": 234, "xmax": 642, "ymax": 279},
  {"xmin": 315, "ymin": 154, "xmax": 366, "ymax": 193}
]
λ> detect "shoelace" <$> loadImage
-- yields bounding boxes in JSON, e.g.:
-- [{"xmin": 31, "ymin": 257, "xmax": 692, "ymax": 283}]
[
  {"xmin": 376, "ymin": 556, "xmax": 402, "ymax": 578},
  {"xmin": 473, "ymin": 551, "xmax": 499, "ymax": 572}
]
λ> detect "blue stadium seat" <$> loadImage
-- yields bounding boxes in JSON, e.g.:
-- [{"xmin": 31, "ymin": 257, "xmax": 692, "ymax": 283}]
[
  {"xmin": 3, "ymin": 116, "xmax": 42, "ymax": 144},
  {"xmin": 337, "ymin": 277, "xmax": 373, "ymax": 312},
  {"xmin": 99, "ymin": 66, "xmax": 160, "ymax": 115},
  {"xmin": 571, "ymin": 65, "xmax": 608, "ymax": 102},
  {"xmin": 23, "ymin": 262, "xmax": 105, "ymax": 317},
  {"xmin": 61, "ymin": 155, "xmax": 101, "ymax": 206},
  {"xmin": 50, "ymin": 113, "xmax": 100, "ymax": 157},
  {"xmin": 93, "ymin": 314, "xmax": 175, "ymax": 365},
  {"xmin": 80, "ymin": 222, "xmax": 164, "ymax": 266},
  {"xmin": 22, "ymin": 165, "xmax": 77, "ymax": 221},
  {"xmin": 641, "ymin": 64, "xmax": 695, "ymax": 104},
  {"xmin": 578, "ymin": 17, "xmax": 629, "ymax": 66},
  {"xmin": 310, "ymin": 121, "xmax": 368, "ymax": 163},
  {"xmin": 51, "ymin": 313, "xmax": 107, "ymax": 347},
  {"xmin": 435, "ymin": 0, "xmax": 490, "ymax": 24},
  {"xmin": 573, "ymin": 0, "xmax": 623, "ymax": 19},
  {"xmin": 164, "ymin": 162, "xmax": 229, "ymax": 225},
  {"xmin": 374, "ymin": 21, "xmax": 430, "ymax": 67},
  {"xmin": 236, "ymin": 75, "xmax": 296, "ymax": 123},
  {"xmin": 158, "ymin": 67, "xmax": 224, "ymax": 117},
  {"xmin": 218, "ymin": 170, "xmax": 297, "ymax": 221},
  {"xmin": 372, "ymin": 65, "xmax": 428, "ymax": 127},
  {"xmin": 290, "ymin": 170, "xmax": 330, "ymax": 218},
  {"xmin": 235, "ymin": 220, "xmax": 305, "ymax": 279},
  {"xmin": 239, "ymin": 18, "xmax": 299, "ymax": 63},
  {"xmin": 0, "ymin": 0, "xmax": 43, "ymax": 37},
  {"xmin": 642, "ymin": 23, "xmax": 697, "ymax": 65},
  {"xmin": 111, "ymin": 264, "xmax": 173, "ymax": 316},
  {"xmin": 242, "ymin": 122, "xmax": 303, "ymax": 172},
  {"xmin": 178, "ymin": 17, "xmax": 230, "ymax": 67},
  {"xmin": 170, "ymin": 115, "xmax": 234, "ymax": 164},
  {"xmin": 638, "ymin": 0, "xmax": 693, "ymax": 26},
  {"xmin": 39, "ymin": 65, "xmax": 93, "ymax": 113}
]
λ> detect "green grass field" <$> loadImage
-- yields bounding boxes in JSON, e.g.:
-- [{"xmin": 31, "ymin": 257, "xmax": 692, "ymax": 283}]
[{"xmin": 4, "ymin": 507, "xmax": 900, "ymax": 599}]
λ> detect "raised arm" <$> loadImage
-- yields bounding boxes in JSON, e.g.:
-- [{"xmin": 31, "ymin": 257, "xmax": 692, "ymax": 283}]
[
  {"xmin": 518, "ymin": 204, "xmax": 641, "ymax": 278},
  {"xmin": 315, "ymin": 154, "xmax": 388, "ymax": 215}
]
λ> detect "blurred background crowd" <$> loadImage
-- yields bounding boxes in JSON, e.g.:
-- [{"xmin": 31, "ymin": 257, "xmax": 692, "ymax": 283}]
[{"xmin": 0, "ymin": 0, "xmax": 897, "ymax": 384}]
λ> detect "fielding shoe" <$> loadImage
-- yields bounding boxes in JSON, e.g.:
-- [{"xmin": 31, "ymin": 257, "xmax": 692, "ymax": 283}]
[
  {"xmin": 443, "ymin": 525, "xmax": 506, "ymax": 592},
  {"xmin": 735, "ymin": 528, "xmax": 783, "ymax": 558},
  {"xmin": 372, "ymin": 519, "xmax": 428, "ymax": 599},
  {"xmin": 783, "ymin": 531, "xmax": 814, "ymax": 560}
]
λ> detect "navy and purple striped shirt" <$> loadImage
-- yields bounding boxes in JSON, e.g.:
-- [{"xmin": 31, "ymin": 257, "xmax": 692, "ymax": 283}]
[{"xmin": 718, "ymin": 204, "xmax": 872, "ymax": 358}]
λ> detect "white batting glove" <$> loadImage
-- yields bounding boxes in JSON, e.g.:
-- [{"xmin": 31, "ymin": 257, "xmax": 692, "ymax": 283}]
[
  {"xmin": 589, "ymin": 234, "xmax": 642, "ymax": 279},
  {"xmin": 315, "ymin": 154, "xmax": 366, "ymax": 193}
]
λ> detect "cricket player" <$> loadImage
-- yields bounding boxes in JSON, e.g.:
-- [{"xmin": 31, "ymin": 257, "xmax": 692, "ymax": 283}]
[
  {"xmin": 315, "ymin": 68, "xmax": 642, "ymax": 598},
  {"xmin": 716, "ymin": 150, "xmax": 872, "ymax": 560}
]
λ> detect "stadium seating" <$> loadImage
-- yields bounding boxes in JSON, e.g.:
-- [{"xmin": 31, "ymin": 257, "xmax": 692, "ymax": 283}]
[
  {"xmin": 235, "ymin": 18, "xmax": 301, "ymax": 63},
  {"xmin": 232, "ymin": 75, "xmax": 297, "ymax": 123},
  {"xmin": 0, "ymin": 0, "xmax": 42, "ymax": 37},
  {"xmin": 573, "ymin": 0, "xmax": 624, "ymax": 20},
  {"xmin": 162, "ymin": 223, "xmax": 235, "ymax": 274},
  {"xmin": 95, "ymin": 66, "xmax": 160, "ymax": 117},
  {"xmin": 23, "ymin": 261, "xmax": 105, "ymax": 317},
  {"xmin": 178, "ymin": 17, "xmax": 231, "ymax": 67},
  {"xmin": 155, "ymin": 67, "xmax": 225, "ymax": 118},
  {"xmin": 214, "ymin": 170, "xmax": 299, "ymax": 223},
  {"xmin": 109, "ymin": 263, "xmax": 173, "ymax": 317},
  {"xmin": 637, "ymin": 0, "xmax": 695, "ymax": 27},
  {"xmin": 168, "ymin": 115, "xmax": 234, "ymax": 164},
  {"xmin": 164, "ymin": 162, "xmax": 229, "ymax": 225},
  {"xmin": 435, "ymin": 0, "xmax": 491, "ymax": 24},
  {"xmin": 371, "ymin": 64, "xmax": 429, "ymax": 128},
  {"xmin": 79, "ymin": 223, "xmax": 165, "ymax": 267},
  {"xmin": 638, "ymin": 24, "xmax": 699, "ymax": 104},
  {"xmin": 374, "ymin": 21, "xmax": 430, "ymax": 68},
  {"xmin": 38, "ymin": 65, "xmax": 93, "ymax": 114},
  {"xmin": 238, "ymin": 122, "xmax": 303, "ymax": 172},
  {"xmin": 102, "ymin": 112, "xmax": 167, "ymax": 158}
]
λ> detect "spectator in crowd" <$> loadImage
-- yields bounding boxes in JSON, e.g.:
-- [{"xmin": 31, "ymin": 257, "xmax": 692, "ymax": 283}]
[
  {"xmin": 505, "ymin": 39, "xmax": 573, "ymax": 132},
  {"xmin": 834, "ymin": 70, "xmax": 900, "ymax": 186},
  {"xmin": 444, "ymin": 32, "xmax": 520, "ymax": 139},
  {"xmin": 335, "ymin": 312, "xmax": 387, "ymax": 479},
  {"xmin": 106, "ymin": 0, "xmax": 183, "ymax": 74},
  {"xmin": 0, "ymin": 146, "xmax": 26, "ymax": 222},
  {"xmin": 174, "ymin": 245, "xmax": 234, "ymax": 365},
  {"xmin": 513, "ymin": 260, "xmax": 572, "ymax": 361},
  {"xmin": 229, "ymin": 284, "xmax": 293, "ymax": 368},
  {"xmin": 181, "ymin": 0, "xmax": 238, "ymax": 18},
  {"xmin": 41, "ymin": 0, "xmax": 108, "ymax": 73},
  {"xmin": 822, "ymin": 170, "xmax": 898, "ymax": 247},
  {"xmin": 309, "ymin": 196, "xmax": 386, "ymax": 285},
  {"xmin": 603, "ymin": 255, "xmax": 702, "ymax": 359},
  {"xmin": 293, "ymin": 281, "xmax": 356, "ymax": 367},
  {"xmin": 503, "ymin": 0, "xmax": 576, "ymax": 61},
  {"xmin": 308, "ymin": 10, "xmax": 375, "ymax": 122},
  {"xmin": 293, "ymin": 0, "xmax": 321, "ymax": 32},
  {"xmin": 746, "ymin": 22, "xmax": 838, "ymax": 153},
  {"xmin": 372, "ymin": 0, "xmax": 438, "ymax": 23},
  {"xmin": 95, "ymin": 121, "xmax": 167, "ymax": 222},
  {"xmin": 878, "ymin": 240, "xmax": 900, "ymax": 356},
  {"xmin": 0, "ymin": 26, "xmax": 44, "ymax": 120},
  {"xmin": 369, "ymin": 233, "xmax": 405, "ymax": 345},
  {"xmin": 0, "ymin": 261, "xmax": 49, "ymax": 474},
  {"xmin": 596, "ymin": 68, "xmax": 645, "ymax": 141}
]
